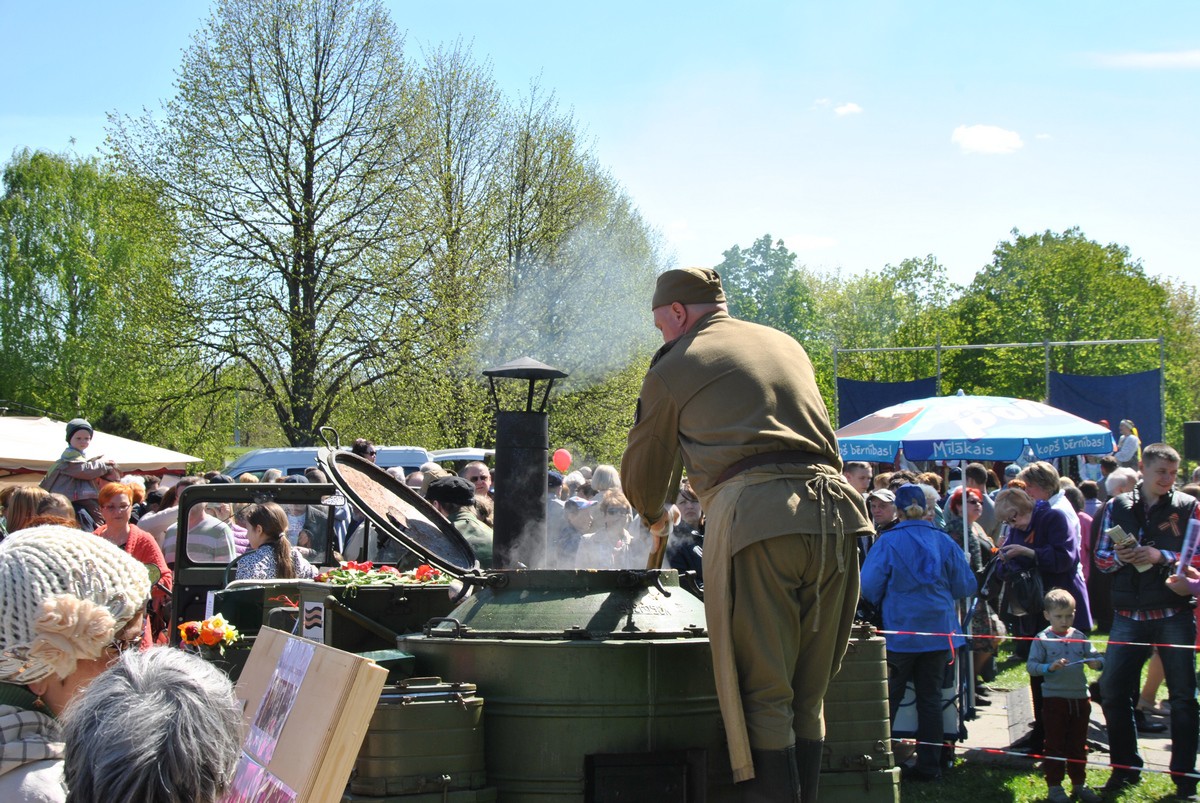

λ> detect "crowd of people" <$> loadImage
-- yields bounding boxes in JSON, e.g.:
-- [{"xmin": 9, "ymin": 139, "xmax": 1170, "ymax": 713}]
[
  {"xmin": 846, "ymin": 436, "xmax": 1200, "ymax": 800},
  {"xmin": 0, "ymin": 425, "xmax": 707, "ymax": 585},
  {"xmin": 4, "ymin": 391, "xmax": 1198, "ymax": 802},
  {"xmin": 380, "ymin": 452, "xmax": 704, "ymax": 577}
]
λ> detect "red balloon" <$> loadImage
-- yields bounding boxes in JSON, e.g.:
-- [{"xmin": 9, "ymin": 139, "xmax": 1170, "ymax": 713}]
[{"xmin": 552, "ymin": 448, "xmax": 572, "ymax": 473}]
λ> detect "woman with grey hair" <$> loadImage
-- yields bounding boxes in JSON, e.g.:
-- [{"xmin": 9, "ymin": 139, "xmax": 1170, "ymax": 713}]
[
  {"xmin": 589, "ymin": 464, "xmax": 622, "ymax": 496},
  {"xmin": 61, "ymin": 647, "xmax": 241, "ymax": 803},
  {"xmin": 0, "ymin": 525, "xmax": 150, "ymax": 802}
]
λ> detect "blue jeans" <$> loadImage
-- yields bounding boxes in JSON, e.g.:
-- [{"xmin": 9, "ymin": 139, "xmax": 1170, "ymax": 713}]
[{"xmin": 1099, "ymin": 612, "xmax": 1198, "ymax": 790}]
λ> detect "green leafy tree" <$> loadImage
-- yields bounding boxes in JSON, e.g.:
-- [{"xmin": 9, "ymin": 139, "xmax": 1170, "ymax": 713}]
[
  {"xmin": 465, "ymin": 84, "xmax": 662, "ymax": 456},
  {"xmin": 404, "ymin": 41, "xmax": 506, "ymax": 450},
  {"xmin": 108, "ymin": 0, "xmax": 430, "ymax": 446},
  {"xmin": 945, "ymin": 228, "xmax": 1169, "ymax": 400},
  {"xmin": 0, "ymin": 149, "xmax": 187, "ymax": 427},
  {"xmin": 1155, "ymin": 279, "xmax": 1200, "ymax": 447},
  {"xmin": 817, "ymin": 256, "xmax": 960, "ymax": 391},
  {"xmin": 715, "ymin": 234, "xmax": 816, "ymax": 339}
]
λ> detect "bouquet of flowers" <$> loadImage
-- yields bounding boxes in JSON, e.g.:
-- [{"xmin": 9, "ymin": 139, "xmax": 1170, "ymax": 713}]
[
  {"xmin": 178, "ymin": 613, "xmax": 241, "ymax": 657},
  {"xmin": 314, "ymin": 560, "xmax": 450, "ymax": 586}
]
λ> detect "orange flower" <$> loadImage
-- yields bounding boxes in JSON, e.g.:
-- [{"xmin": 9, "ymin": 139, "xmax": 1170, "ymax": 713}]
[
  {"xmin": 179, "ymin": 615, "xmax": 239, "ymax": 652},
  {"xmin": 179, "ymin": 622, "xmax": 201, "ymax": 644},
  {"xmin": 199, "ymin": 624, "xmax": 223, "ymax": 646}
]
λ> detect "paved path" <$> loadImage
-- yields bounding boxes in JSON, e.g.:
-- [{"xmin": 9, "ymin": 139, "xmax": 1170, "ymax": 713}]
[{"xmin": 958, "ymin": 687, "xmax": 1174, "ymax": 778}]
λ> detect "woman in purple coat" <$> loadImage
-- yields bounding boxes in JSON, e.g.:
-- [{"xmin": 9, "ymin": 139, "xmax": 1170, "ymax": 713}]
[
  {"xmin": 995, "ymin": 486, "xmax": 1092, "ymax": 756},
  {"xmin": 995, "ymin": 487, "xmax": 1092, "ymax": 631}
]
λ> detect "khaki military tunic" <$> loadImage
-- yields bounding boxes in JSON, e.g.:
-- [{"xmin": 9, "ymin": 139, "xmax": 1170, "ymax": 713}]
[{"xmin": 621, "ymin": 310, "xmax": 872, "ymax": 782}]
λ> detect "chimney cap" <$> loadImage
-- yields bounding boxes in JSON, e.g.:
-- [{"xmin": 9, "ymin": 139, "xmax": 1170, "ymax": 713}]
[{"xmin": 483, "ymin": 357, "xmax": 568, "ymax": 381}]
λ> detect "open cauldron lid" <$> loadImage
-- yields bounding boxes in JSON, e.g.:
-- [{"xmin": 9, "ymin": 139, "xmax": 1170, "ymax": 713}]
[{"xmin": 318, "ymin": 449, "xmax": 478, "ymax": 577}]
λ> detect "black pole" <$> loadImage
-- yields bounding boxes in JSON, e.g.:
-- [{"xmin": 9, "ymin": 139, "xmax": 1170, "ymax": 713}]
[{"xmin": 492, "ymin": 410, "xmax": 548, "ymax": 569}]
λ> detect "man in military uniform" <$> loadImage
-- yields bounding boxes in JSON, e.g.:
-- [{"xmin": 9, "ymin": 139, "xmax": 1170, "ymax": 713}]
[{"xmin": 621, "ymin": 268, "xmax": 872, "ymax": 802}]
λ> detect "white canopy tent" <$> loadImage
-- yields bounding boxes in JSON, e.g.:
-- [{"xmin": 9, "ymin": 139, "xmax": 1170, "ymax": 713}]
[{"xmin": 0, "ymin": 416, "xmax": 201, "ymax": 485}]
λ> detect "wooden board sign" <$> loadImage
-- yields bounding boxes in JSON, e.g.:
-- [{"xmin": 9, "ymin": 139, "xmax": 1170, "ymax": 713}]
[{"xmin": 229, "ymin": 627, "xmax": 388, "ymax": 802}]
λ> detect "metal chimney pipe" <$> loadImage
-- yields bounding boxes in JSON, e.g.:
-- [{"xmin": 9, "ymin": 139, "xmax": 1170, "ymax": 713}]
[
  {"xmin": 492, "ymin": 410, "xmax": 549, "ymax": 569},
  {"xmin": 483, "ymin": 358, "xmax": 568, "ymax": 570}
]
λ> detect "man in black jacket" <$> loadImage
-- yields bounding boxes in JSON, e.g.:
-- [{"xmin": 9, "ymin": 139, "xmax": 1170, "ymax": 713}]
[{"xmin": 1095, "ymin": 443, "xmax": 1199, "ymax": 799}]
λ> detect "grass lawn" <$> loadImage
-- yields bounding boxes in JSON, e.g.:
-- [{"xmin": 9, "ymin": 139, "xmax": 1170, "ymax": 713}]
[{"xmin": 901, "ymin": 765, "xmax": 1177, "ymax": 802}]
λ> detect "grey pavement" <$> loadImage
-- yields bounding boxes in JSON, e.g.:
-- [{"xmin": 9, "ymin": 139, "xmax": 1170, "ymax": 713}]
[{"xmin": 959, "ymin": 687, "xmax": 1174, "ymax": 778}]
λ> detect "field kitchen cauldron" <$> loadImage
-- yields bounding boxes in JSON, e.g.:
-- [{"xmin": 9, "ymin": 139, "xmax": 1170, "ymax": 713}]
[{"xmin": 314, "ymin": 359, "xmax": 897, "ymax": 802}]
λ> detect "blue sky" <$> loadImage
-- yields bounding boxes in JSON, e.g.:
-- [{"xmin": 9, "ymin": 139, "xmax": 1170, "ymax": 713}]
[{"xmin": 3, "ymin": 1, "xmax": 1197, "ymax": 286}]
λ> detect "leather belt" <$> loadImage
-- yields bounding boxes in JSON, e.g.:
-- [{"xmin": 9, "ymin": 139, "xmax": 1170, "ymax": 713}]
[{"xmin": 714, "ymin": 450, "xmax": 835, "ymax": 486}]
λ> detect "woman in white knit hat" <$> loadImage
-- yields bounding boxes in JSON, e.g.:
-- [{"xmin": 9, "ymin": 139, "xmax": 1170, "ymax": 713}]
[{"xmin": 0, "ymin": 525, "xmax": 150, "ymax": 802}]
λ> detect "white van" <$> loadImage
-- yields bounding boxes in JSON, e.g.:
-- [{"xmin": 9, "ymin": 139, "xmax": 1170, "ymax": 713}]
[{"xmin": 224, "ymin": 446, "xmax": 431, "ymax": 479}]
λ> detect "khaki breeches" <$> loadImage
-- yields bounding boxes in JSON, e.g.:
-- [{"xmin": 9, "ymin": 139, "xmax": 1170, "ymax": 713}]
[{"xmin": 727, "ymin": 531, "xmax": 860, "ymax": 748}]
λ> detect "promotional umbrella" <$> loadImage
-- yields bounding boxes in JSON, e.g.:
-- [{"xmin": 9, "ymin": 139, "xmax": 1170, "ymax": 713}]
[
  {"xmin": 835, "ymin": 391, "xmax": 1113, "ymax": 463},
  {"xmin": 837, "ymin": 391, "xmax": 1113, "ymax": 723}
]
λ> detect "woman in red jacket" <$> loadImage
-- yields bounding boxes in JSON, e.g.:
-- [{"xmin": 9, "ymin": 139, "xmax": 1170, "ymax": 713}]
[{"xmin": 94, "ymin": 481, "xmax": 173, "ymax": 644}]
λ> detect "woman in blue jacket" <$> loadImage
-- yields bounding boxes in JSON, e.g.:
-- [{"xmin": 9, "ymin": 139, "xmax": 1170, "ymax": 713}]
[{"xmin": 861, "ymin": 484, "xmax": 977, "ymax": 781}]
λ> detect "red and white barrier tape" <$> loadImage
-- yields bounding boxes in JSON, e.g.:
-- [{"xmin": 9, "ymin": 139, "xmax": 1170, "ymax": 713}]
[
  {"xmin": 894, "ymin": 737, "xmax": 1200, "ymax": 782},
  {"xmin": 876, "ymin": 628, "xmax": 1200, "ymax": 652}
]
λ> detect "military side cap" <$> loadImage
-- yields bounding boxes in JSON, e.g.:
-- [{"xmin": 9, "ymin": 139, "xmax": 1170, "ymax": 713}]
[{"xmin": 651, "ymin": 268, "xmax": 726, "ymax": 309}]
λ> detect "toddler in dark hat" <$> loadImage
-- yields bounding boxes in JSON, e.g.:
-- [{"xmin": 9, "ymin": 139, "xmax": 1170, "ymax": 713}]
[{"xmin": 38, "ymin": 418, "xmax": 119, "ymax": 531}]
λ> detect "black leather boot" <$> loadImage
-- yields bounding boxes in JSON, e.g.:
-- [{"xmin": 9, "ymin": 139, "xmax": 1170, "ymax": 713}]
[
  {"xmin": 794, "ymin": 738, "xmax": 823, "ymax": 803},
  {"xmin": 742, "ymin": 746, "xmax": 801, "ymax": 803}
]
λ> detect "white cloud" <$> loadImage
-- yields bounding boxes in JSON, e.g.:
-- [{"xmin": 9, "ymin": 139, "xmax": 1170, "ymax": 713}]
[
  {"xmin": 951, "ymin": 124, "xmax": 1024, "ymax": 155},
  {"xmin": 834, "ymin": 102, "xmax": 863, "ymax": 116},
  {"xmin": 784, "ymin": 233, "xmax": 838, "ymax": 251},
  {"xmin": 1092, "ymin": 50, "xmax": 1200, "ymax": 69}
]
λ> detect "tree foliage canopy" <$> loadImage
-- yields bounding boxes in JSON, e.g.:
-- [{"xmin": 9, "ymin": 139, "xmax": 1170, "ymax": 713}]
[
  {"xmin": 5, "ymin": 3, "xmax": 1199, "ymax": 468},
  {"xmin": 108, "ymin": 0, "xmax": 432, "ymax": 446},
  {"xmin": 715, "ymin": 226, "xmax": 1196, "ymax": 447},
  {"xmin": 0, "ymin": 151, "xmax": 184, "ymax": 419},
  {"xmin": 97, "ymin": 2, "xmax": 663, "ymax": 455}
]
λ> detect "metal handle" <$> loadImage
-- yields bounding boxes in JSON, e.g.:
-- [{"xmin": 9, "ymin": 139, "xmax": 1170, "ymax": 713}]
[
  {"xmin": 318, "ymin": 426, "xmax": 340, "ymax": 450},
  {"xmin": 649, "ymin": 570, "xmax": 672, "ymax": 597},
  {"xmin": 423, "ymin": 617, "xmax": 465, "ymax": 638}
]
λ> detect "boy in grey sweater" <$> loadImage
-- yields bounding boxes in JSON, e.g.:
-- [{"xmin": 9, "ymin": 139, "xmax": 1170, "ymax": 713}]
[{"xmin": 1028, "ymin": 588, "xmax": 1105, "ymax": 802}]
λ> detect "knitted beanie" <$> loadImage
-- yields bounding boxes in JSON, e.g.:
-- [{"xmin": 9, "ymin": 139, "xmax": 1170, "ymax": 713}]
[
  {"xmin": 0, "ymin": 525, "xmax": 151, "ymax": 683},
  {"xmin": 65, "ymin": 418, "xmax": 93, "ymax": 443}
]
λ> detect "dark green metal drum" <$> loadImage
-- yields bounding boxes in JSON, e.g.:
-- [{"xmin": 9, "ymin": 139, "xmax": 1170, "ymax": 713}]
[
  {"xmin": 821, "ymin": 626, "xmax": 898, "ymax": 802},
  {"xmin": 351, "ymin": 677, "xmax": 487, "ymax": 797},
  {"xmin": 315, "ymin": 449, "xmax": 896, "ymax": 802},
  {"xmin": 430, "ymin": 568, "xmax": 708, "ymax": 639},
  {"xmin": 399, "ymin": 569, "xmax": 735, "ymax": 802},
  {"xmin": 823, "ymin": 626, "xmax": 893, "ymax": 773}
]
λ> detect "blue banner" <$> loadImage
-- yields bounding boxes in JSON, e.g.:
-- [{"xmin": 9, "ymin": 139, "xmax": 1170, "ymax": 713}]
[
  {"xmin": 1047, "ymin": 370, "xmax": 1162, "ymax": 447},
  {"xmin": 837, "ymin": 376, "xmax": 939, "ymax": 428}
]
